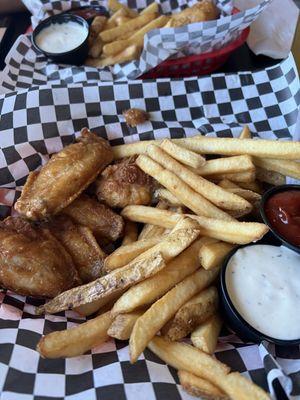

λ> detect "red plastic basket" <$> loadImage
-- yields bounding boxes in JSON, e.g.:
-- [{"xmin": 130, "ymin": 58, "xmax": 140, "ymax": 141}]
[{"xmin": 140, "ymin": 8, "xmax": 250, "ymax": 79}]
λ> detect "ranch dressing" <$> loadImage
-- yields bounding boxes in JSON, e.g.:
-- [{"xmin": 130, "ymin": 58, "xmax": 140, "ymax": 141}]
[
  {"xmin": 226, "ymin": 245, "xmax": 300, "ymax": 340},
  {"xmin": 35, "ymin": 21, "xmax": 88, "ymax": 54}
]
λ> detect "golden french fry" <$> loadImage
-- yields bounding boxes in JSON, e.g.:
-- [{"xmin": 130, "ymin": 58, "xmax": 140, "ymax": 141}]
[
  {"xmin": 112, "ymin": 238, "xmax": 209, "ymax": 315},
  {"xmin": 209, "ymin": 170, "xmax": 256, "ymax": 183},
  {"xmin": 191, "ymin": 314, "xmax": 223, "ymax": 354},
  {"xmin": 239, "ymin": 125, "xmax": 251, "ymax": 139},
  {"xmin": 88, "ymin": 36, "xmax": 104, "ymax": 58},
  {"xmin": 37, "ymin": 311, "xmax": 112, "ymax": 358},
  {"xmin": 136, "ymin": 154, "xmax": 233, "ymax": 221},
  {"xmin": 96, "ymin": 45, "xmax": 141, "ymax": 67},
  {"xmin": 237, "ymin": 180, "xmax": 262, "ymax": 193},
  {"xmin": 148, "ymin": 337, "xmax": 270, "ymax": 400},
  {"xmin": 122, "ymin": 206, "xmax": 268, "ymax": 244},
  {"xmin": 129, "ymin": 267, "xmax": 219, "ymax": 362},
  {"xmin": 160, "ymin": 139, "xmax": 206, "ymax": 169},
  {"xmin": 199, "ymin": 241, "xmax": 236, "ymax": 270},
  {"xmin": 162, "ymin": 286, "xmax": 219, "ymax": 341},
  {"xmin": 108, "ymin": 310, "xmax": 144, "ymax": 340},
  {"xmin": 100, "ymin": 13, "xmax": 156, "ymax": 42},
  {"xmin": 141, "ymin": 2, "xmax": 159, "ymax": 15},
  {"xmin": 38, "ymin": 252, "xmax": 165, "ymax": 315},
  {"xmin": 178, "ymin": 370, "xmax": 229, "ymax": 400},
  {"xmin": 90, "ymin": 16, "xmax": 108, "ymax": 38},
  {"xmin": 154, "ymin": 188, "xmax": 182, "ymax": 206},
  {"xmin": 253, "ymin": 157, "xmax": 300, "ymax": 180},
  {"xmin": 115, "ymin": 15, "xmax": 132, "ymax": 25},
  {"xmin": 192, "ymin": 155, "xmax": 254, "ymax": 176},
  {"xmin": 103, "ymin": 15, "xmax": 167, "ymax": 56},
  {"xmin": 147, "ymin": 145, "xmax": 251, "ymax": 213},
  {"xmin": 225, "ymin": 187, "xmax": 261, "ymax": 205},
  {"xmin": 256, "ymin": 167, "xmax": 286, "ymax": 185},
  {"xmin": 122, "ymin": 220, "xmax": 138, "ymax": 245},
  {"xmin": 108, "ymin": 0, "xmax": 138, "ymax": 17},
  {"xmin": 105, "ymin": 236, "xmax": 163, "ymax": 271},
  {"xmin": 74, "ymin": 290, "xmax": 124, "ymax": 316},
  {"xmin": 113, "ymin": 136, "xmax": 300, "ymax": 160},
  {"xmin": 105, "ymin": 8, "xmax": 127, "ymax": 30},
  {"xmin": 138, "ymin": 201, "xmax": 168, "ymax": 239}
]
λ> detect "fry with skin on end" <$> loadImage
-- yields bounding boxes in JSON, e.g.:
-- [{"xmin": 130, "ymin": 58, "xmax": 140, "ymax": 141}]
[
  {"xmin": 256, "ymin": 167, "xmax": 286, "ymax": 186},
  {"xmin": 253, "ymin": 157, "xmax": 300, "ymax": 180},
  {"xmin": 105, "ymin": 236, "xmax": 163, "ymax": 271},
  {"xmin": 74, "ymin": 290, "xmax": 124, "ymax": 316},
  {"xmin": 148, "ymin": 337, "xmax": 270, "ymax": 400},
  {"xmin": 178, "ymin": 370, "xmax": 229, "ymax": 400},
  {"xmin": 122, "ymin": 221, "xmax": 138, "ymax": 246},
  {"xmin": 136, "ymin": 154, "xmax": 233, "ymax": 221},
  {"xmin": 146, "ymin": 145, "xmax": 251, "ymax": 213},
  {"xmin": 108, "ymin": 310, "xmax": 144, "ymax": 340},
  {"xmin": 154, "ymin": 188, "xmax": 182, "ymax": 206},
  {"xmin": 237, "ymin": 180, "xmax": 262, "ymax": 193},
  {"xmin": 129, "ymin": 267, "xmax": 220, "ymax": 362},
  {"xmin": 199, "ymin": 242, "xmax": 236, "ymax": 270},
  {"xmin": 38, "ymin": 252, "xmax": 166, "ymax": 315},
  {"xmin": 191, "ymin": 314, "xmax": 223, "ymax": 354},
  {"xmin": 225, "ymin": 187, "xmax": 261, "ymax": 205},
  {"xmin": 112, "ymin": 238, "xmax": 211, "ymax": 316},
  {"xmin": 162, "ymin": 286, "xmax": 219, "ymax": 341},
  {"xmin": 37, "ymin": 311, "xmax": 112, "ymax": 358},
  {"xmin": 121, "ymin": 206, "xmax": 269, "ymax": 244},
  {"xmin": 160, "ymin": 139, "xmax": 206, "ymax": 169},
  {"xmin": 191, "ymin": 155, "xmax": 254, "ymax": 177},
  {"xmin": 239, "ymin": 125, "xmax": 251, "ymax": 139}
]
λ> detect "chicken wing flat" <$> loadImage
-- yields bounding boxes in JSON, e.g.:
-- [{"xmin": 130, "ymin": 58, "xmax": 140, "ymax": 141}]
[
  {"xmin": 15, "ymin": 128, "xmax": 113, "ymax": 221},
  {"xmin": 0, "ymin": 217, "xmax": 80, "ymax": 298},
  {"xmin": 95, "ymin": 156, "xmax": 153, "ymax": 208},
  {"xmin": 63, "ymin": 194, "xmax": 124, "ymax": 242},
  {"xmin": 47, "ymin": 215, "xmax": 106, "ymax": 283}
]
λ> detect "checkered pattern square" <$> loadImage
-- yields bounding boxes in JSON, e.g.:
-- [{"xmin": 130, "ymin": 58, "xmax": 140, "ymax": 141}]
[{"xmin": 0, "ymin": 0, "xmax": 273, "ymax": 86}]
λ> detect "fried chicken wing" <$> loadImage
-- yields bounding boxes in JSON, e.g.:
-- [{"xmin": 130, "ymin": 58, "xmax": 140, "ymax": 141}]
[
  {"xmin": 0, "ymin": 217, "xmax": 79, "ymax": 298},
  {"xmin": 15, "ymin": 128, "xmax": 113, "ymax": 221},
  {"xmin": 48, "ymin": 215, "xmax": 106, "ymax": 283},
  {"xmin": 63, "ymin": 194, "xmax": 124, "ymax": 242},
  {"xmin": 95, "ymin": 156, "xmax": 153, "ymax": 208}
]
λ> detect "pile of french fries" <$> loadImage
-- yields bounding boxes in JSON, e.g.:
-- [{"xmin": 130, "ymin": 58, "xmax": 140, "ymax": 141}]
[
  {"xmin": 85, "ymin": 0, "xmax": 218, "ymax": 67},
  {"xmin": 36, "ymin": 127, "xmax": 300, "ymax": 400}
]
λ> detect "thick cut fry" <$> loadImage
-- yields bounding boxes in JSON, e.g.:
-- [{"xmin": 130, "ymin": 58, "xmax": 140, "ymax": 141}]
[
  {"xmin": 136, "ymin": 154, "xmax": 233, "ymax": 221},
  {"xmin": 74, "ymin": 290, "xmax": 124, "ymax": 316},
  {"xmin": 112, "ymin": 136, "xmax": 300, "ymax": 160},
  {"xmin": 129, "ymin": 267, "xmax": 219, "ymax": 362},
  {"xmin": 122, "ymin": 221, "xmax": 138, "ymax": 245},
  {"xmin": 89, "ymin": 16, "xmax": 107, "ymax": 46},
  {"xmin": 256, "ymin": 167, "xmax": 286, "ymax": 185},
  {"xmin": 37, "ymin": 311, "xmax": 112, "ymax": 358},
  {"xmin": 209, "ymin": 170, "xmax": 256, "ymax": 183},
  {"xmin": 238, "ymin": 180, "xmax": 262, "ymax": 193},
  {"xmin": 115, "ymin": 15, "xmax": 132, "ymax": 25},
  {"xmin": 154, "ymin": 188, "xmax": 182, "ymax": 206},
  {"xmin": 112, "ymin": 238, "xmax": 210, "ymax": 315},
  {"xmin": 100, "ymin": 13, "xmax": 156, "ymax": 42},
  {"xmin": 147, "ymin": 145, "xmax": 251, "ymax": 213},
  {"xmin": 105, "ymin": 236, "xmax": 163, "ymax": 271},
  {"xmin": 191, "ymin": 314, "xmax": 223, "ymax": 354},
  {"xmin": 178, "ymin": 370, "xmax": 229, "ymax": 400},
  {"xmin": 141, "ymin": 2, "xmax": 159, "ymax": 14},
  {"xmin": 192, "ymin": 155, "xmax": 254, "ymax": 176},
  {"xmin": 160, "ymin": 139, "xmax": 205, "ymax": 169},
  {"xmin": 108, "ymin": 0, "xmax": 138, "ymax": 17},
  {"xmin": 138, "ymin": 201, "xmax": 168, "ymax": 239},
  {"xmin": 103, "ymin": 15, "xmax": 167, "ymax": 56},
  {"xmin": 38, "ymin": 252, "xmax": 165, "ymax": 315},
  {"xmin": 108, "ymin": 310, "xmax": 144, "ymax": 340},
  {"xmin": 121, "ymin": 206, "xmax": 269, "ymax": 244},
  {"xmin": 253, "ymin": 157, "xmax": 300, "ymax": 180},
  {"xmin": 148, "ymin": 337, "xmax": 270, "ymax": 400},
  {"xmin": 162, "ymin": 286, "xmax": 219, "ymax": 341},
  {"xmin": 92, "ymin": 45, "xmax": 141, "ymax": 67},
  {"xmin": 239, "ymin": 125, "xmax": 251, "ymax": 139},
  {"xmin": 199, "ymin": 242, "xmax": 236, "ymax": 270}
]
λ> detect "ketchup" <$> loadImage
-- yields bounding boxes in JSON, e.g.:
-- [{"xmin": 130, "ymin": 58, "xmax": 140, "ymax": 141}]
[{"xmin": 264, "ymin": 190, "xmax": 300, "ymax": 246}]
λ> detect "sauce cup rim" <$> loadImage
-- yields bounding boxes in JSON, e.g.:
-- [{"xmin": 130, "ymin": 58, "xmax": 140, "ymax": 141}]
[
  {"xmin": 32, "ymin": 13, "xmax": 90, "ymax": 57},
  {"xmin": 220, "ymin": 243, "xmax": 300, "ymax": 346},
  {"xmin": 260, "ymin": 184, "xmax": 300, "ymax": 255}
]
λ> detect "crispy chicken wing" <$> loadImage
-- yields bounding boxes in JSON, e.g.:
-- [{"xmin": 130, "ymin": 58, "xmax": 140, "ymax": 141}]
[
  {"xmin": 15, "ymin": 128, "xmax": 113, "ymax": 221},
  {"xmin": 95, "ymin": 156, "xmax": 153, "ymax": 208},
  {"xmin": 48, "ymin": 215, "xmax": 106, "ymax": 283},
  {"xmin": 0, "ymin": 217, "xmax": 79, "ymax": 298},
  {"xmin": 63, "ymin": 194, "xmax": 124, "ymax": 242}
]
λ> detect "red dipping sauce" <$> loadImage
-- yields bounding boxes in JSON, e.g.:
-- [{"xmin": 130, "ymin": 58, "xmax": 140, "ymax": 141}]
[{"xmin": 264, "ymin": 190, "xmax": 300, "ymax": 247}]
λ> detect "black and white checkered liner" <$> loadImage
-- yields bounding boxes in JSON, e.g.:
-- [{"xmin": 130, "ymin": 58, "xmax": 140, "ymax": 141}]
[
  {"xmin": 0, "ymin": 58, "xmax": 300, "ymax": 398},
  {"xmin": 1, "ymin": 0, "xmax": 272, "ymax": 84}
]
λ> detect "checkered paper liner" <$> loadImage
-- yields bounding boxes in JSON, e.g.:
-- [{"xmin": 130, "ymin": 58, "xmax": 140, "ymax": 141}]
[
  {"xmin": 0, "ymin": 0, "xmax": 272, "ymax": 86},
  {"xmin": 0, "ymin": 62, "xmax": 300, "ymax": 399}
]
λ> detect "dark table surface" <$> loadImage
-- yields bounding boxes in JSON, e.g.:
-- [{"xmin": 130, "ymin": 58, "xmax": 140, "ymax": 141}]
[{"xmin": 0, "ymin": 10, "xmax": 279, "ymax": 74}]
